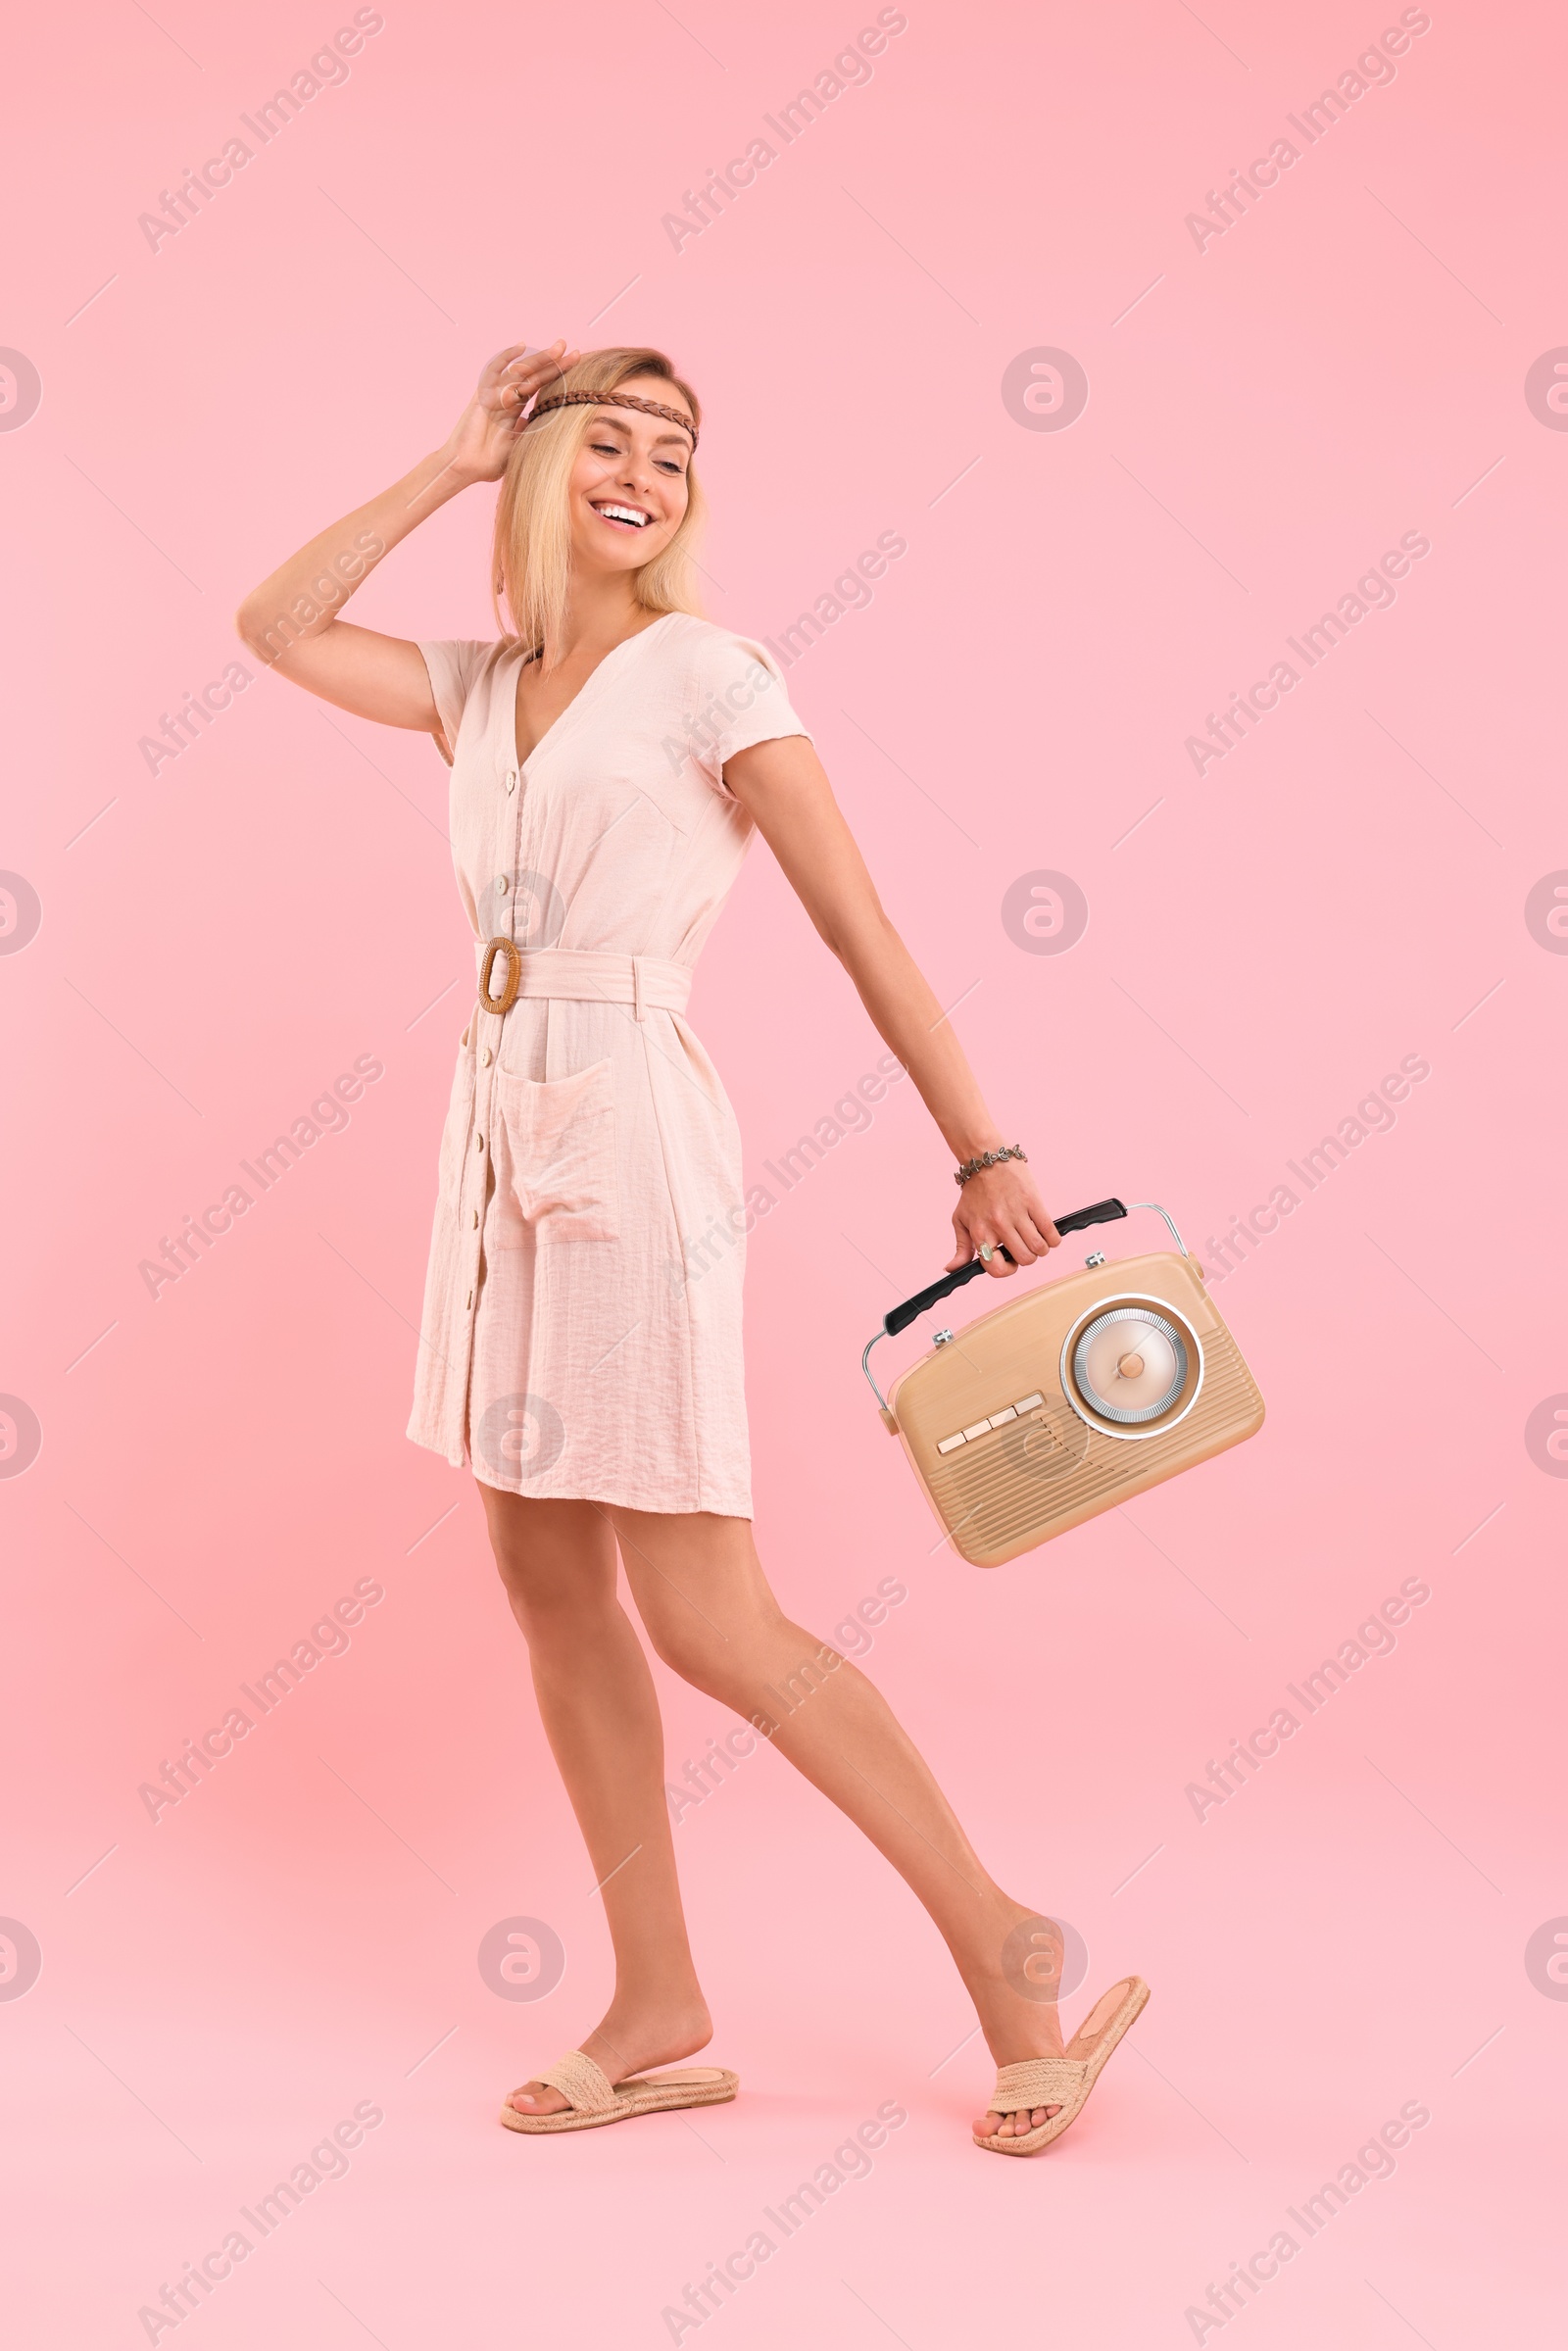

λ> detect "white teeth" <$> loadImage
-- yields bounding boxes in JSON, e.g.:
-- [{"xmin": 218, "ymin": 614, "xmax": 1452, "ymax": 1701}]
[{"xmin": 594, "ymin": 503, "xmax": 650, "ymax": 526}]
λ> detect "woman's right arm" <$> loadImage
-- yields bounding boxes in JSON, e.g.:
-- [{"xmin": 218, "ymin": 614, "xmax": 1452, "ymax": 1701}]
[{"xmin": 233, "ymin": 340, "xmax": 578, "ymax": 734}]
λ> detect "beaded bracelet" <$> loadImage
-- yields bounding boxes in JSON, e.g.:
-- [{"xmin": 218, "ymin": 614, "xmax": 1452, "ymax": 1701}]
[{"xmin": 954, "ymin": 1144, "xmax": 1028, "ymax": 1188}]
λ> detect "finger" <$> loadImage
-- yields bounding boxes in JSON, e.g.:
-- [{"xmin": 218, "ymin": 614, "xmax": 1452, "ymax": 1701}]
[
  {"xmin": 502, "ymin": 368, "xmax": 553, "ymax": 409},
  {"xmin": 954, "ymin": 1218, "xmax": 992, "ymax": 1264},
  {"xmin": 501, "ymin": 337, "xmax": 565, "ymax": 366},
  {"xmin": 507, "ymin": 341, "xmax": 572, "ymax": 378},
  {"xmin": 957, "ymin": 1219, "xmax": 1014, "ymax": 1275},
  {"xmin": 479, "ymin": 346, "xmax": 542, "ymax": 398},
  {"xmin": 496, "ymin": 343, "xmax": 574, "ymax": 396},
  {"xmin": 1013, "ymin": 1211, "xmax": 1058, "ymax": 1262},
  {"xmin": 495, "ymin": 353, "xmax": 582, "ymax": 417},
  {"xmin": 514, "ymin": 342, "xmax": 578, "ymax": 385},
  {"xmin": 1017, "ymin": 1192, "xmax": 1060, "ymax": 1248},
  {"xmin": 482, "ymin": 366, "xmax": 534, "ymax": 412}
]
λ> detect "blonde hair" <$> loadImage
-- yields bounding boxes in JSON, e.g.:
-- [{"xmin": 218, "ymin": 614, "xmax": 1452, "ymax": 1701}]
[{"xmin": 492, "ymin": 347, "xmax": 706, "ymax": 669}]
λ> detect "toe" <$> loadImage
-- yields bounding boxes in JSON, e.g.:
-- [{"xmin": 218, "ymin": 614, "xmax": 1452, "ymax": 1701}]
[
  {"xmin": 972, "ymin": 2103, "xmax": 1065, "ymax": 2142},
  {"xmin": 508, "ymin": 2081, "xmax": 567, "ymax": 2116},
  {"xmin": 973, "ymin": 2096, "xmax": 1071, "ymax": 2153},
  {"xmin": 973, "ymin": 2106, "xmax": 1071, "ymax": 2143}
]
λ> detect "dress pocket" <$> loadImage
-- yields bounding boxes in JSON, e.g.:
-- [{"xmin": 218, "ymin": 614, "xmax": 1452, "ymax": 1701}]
[{"xmin": 492, "ymin": 1057, "xmax": 619, "ymax": 1245}]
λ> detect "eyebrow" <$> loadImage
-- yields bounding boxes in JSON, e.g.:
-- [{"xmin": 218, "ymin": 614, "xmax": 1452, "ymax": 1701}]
[{"xmin": 592, "ymin": 409, "xmax": 693, "ymax": 447}]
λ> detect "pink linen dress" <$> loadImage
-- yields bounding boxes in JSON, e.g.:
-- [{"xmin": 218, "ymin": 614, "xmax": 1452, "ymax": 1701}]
[{"xmin": 406, "ymin": 612, "xmax": 811, "ymax": 1517}]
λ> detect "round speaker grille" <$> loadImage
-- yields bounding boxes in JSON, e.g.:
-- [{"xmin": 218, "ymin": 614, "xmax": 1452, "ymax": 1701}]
[{"xmin": 1071, "ymin": 1305, "xmax": 1189, "ymax": 1425}]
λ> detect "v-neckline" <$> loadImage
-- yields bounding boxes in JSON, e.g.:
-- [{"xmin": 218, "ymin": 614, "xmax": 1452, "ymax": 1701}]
[{"xmin": 510, "ymin": 612, "xmax": 675, "ymax": 771}]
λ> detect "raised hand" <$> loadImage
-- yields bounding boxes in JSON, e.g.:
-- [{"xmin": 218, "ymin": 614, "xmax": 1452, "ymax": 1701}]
[{"xmin": 437, "ymin": 340, "xmax": 582, "ymax": 486}]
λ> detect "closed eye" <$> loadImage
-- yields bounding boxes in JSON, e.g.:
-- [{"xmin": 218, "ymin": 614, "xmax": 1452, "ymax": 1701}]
[{"xmin": 591, "ymin": 438, "xmax": 686, "ymax": 478}]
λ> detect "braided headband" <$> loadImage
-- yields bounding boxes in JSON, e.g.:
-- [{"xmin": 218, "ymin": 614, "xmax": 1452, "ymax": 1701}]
[{"xmin": 522, "ymin": 388, "xmax": 699, "ymax": 450}]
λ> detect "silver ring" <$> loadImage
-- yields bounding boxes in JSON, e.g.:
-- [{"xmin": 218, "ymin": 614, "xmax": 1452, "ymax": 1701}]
[{"xmin": 978, "ymin": 1243, "xmax": 995, "ymax": 1263}]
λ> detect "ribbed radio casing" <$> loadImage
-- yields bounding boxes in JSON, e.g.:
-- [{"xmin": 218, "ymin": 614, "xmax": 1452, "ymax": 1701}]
[{"xmin": 885, "ymin": 1251, "xmax": 1264, "ymax": 1568}]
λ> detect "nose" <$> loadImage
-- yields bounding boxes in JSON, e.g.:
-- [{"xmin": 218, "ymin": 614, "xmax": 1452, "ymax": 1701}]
[{"xmin": 616, "ymin": 450, "xmax": 657, "ymax": 500}]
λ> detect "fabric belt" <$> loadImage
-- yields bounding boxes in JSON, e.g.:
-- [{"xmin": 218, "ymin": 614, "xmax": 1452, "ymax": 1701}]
[{"xmin": 475, "ymin": 941, "xmax": 693, "ymax": 1022}]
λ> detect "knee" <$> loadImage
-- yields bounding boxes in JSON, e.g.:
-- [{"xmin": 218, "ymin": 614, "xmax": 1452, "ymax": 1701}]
[
  {"xmin": 641, "ymin": 1599, "xmax": 776, "ymax": 1705},
  {"xmin": 639, "ymin": 1608, "xmax": 716, "ymax": 1690},
  {"xmin": 485, "ymin": 1513, "xmax": 613, "ymax": 1647},
  {"xmin": 492, "ymin": 1549, "xmax": 581, "ymax": 1643}
]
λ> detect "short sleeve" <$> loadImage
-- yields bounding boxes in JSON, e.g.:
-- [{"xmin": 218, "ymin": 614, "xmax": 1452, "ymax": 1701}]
[
  {"xmin": 418, "ymin": 639, "xmax": 497, "ymax": 766},
  {"xmin": 690, "ymin": 630, "xmax": 812, "ymax": 795}
]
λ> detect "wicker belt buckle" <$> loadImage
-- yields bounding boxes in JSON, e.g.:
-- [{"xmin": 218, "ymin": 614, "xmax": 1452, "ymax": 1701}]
[{"xmin": 477, "ymin": 936, "xmax": 522, "ymax": 1016}]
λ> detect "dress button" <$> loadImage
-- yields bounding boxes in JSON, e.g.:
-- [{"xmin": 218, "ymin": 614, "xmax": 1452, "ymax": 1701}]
[
  {"xmin": 466, "ymin": 1289, "xmax": 473, "ymax": 1308},
  {"xmin": 475, "ymin": 1134, "xmax": 485, "ymax": 1151},
  {"xmin": 470, "ymin": 1209, "xmax": 479, "ymax": 1228},
  {"xmin": 496, "ymin": 875, "xmax": 509, "ymax": 895},
  {"xmin": 505, "ymin": 769, "xmax": 518, "ymax": 795},
  {"xmin": 479, "ymin": 1047, "xmax": 492, "ymax": 1066}
]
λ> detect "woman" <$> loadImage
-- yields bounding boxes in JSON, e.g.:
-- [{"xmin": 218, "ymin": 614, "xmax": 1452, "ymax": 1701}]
[{"xmin": 236, "ymin": 342, "xmax": 1147, "ymax": 2154}]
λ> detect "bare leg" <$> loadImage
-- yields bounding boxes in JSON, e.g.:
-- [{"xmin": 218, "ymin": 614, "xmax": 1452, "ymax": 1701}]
[
  {"xmin": 609, "ymin": 1506, "xmax": 1070, "ymax": 2139},
  {"xmin": 477, "ymin": 1488, "xmax": 713, "ymax": 2117}
]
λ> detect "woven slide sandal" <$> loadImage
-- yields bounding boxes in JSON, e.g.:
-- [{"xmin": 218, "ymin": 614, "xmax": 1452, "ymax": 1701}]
[
  {"xmin": 499, "ymin": 2048, "xmax": 740, "ymax": 2135},
  {"xmin": 976, "ymin": 1976, "xmax": 1150, "ymax": 2157}
]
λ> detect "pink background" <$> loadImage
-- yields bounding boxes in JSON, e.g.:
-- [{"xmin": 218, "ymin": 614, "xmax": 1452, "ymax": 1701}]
[{"xmin": 3, "ymin": 0, "xmax": 1564, "ymax": 2343}]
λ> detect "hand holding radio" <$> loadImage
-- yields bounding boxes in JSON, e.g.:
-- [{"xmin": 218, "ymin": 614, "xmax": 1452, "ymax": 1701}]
[
  {"xmin": 948, "ymin": 1151, "xmax": 1061, "ymax": 1279},
  {"xmin": 864, "ymin": 1198, "xmax": 1266, "ymax": 1566}
]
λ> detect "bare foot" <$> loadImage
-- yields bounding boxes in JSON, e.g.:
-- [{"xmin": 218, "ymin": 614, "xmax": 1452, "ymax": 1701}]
[
  {"xmin": 506, "ymin": 1995, "xmax": 712, "ymax": 2118},
  {"xmin": 975, "ymin": 2103, "xmax": 1061, "ymax": 2139},
  {"xmin": 969, "ymin": 1905, "xmax": 1069, "ymax": 2144}
]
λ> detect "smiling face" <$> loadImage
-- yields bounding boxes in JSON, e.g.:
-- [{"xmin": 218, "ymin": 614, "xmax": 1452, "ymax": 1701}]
[
  {"xmin": 564, "ymin": 376, "xmax": 695, "ymax": 581},
  {"xmin": 492, "ymin": 347, "xmax": 706, "ymax": 658}
]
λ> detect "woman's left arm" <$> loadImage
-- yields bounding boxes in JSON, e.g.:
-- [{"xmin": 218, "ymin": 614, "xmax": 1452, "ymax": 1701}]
[{"xmin": 723, "ymin": 734, "xmax": 1060, "ymax": 1279}]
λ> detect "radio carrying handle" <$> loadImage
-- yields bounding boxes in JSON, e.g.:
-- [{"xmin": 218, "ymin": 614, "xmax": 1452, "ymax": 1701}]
[{"xmin": 859, "ymin": 1199, "xmax": 1189, "ymax": 1410}]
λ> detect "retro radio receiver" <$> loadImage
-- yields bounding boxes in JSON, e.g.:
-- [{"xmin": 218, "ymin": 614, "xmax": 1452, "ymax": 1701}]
[{"xmin": 862, "ymin": 1200, "xmax": 1264, "ymax": 1568}]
